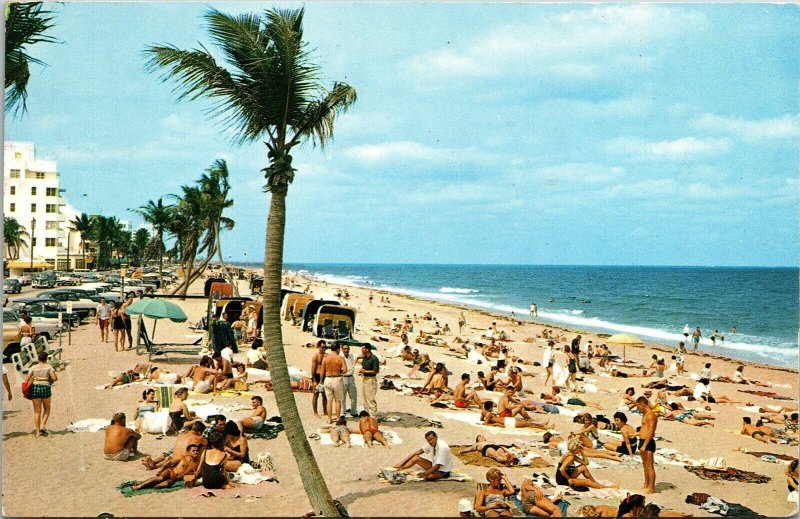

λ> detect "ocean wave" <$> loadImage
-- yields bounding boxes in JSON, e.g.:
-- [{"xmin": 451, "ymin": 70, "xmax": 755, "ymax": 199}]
[
  {"xmin": 440, "ymin": 287, "xmax": 480, "ymax": 294},
  {"xmin": 309, "ymin": 272, "xmax": 370, "ymax": 287}
]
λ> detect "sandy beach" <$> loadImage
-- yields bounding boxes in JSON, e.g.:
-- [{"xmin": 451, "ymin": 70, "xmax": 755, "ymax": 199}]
[{"xmin": 2, "ymin": 272, "xmax": 798, "ymax": 517}]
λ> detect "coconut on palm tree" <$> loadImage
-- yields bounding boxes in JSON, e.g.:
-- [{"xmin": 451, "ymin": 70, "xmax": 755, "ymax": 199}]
[
  {"xmin": 145, "ymin": 7, "xmax": 356, "ymax": 516},
  {"xmin": 3, "ymin": 216, "xmax": 29, "ymax": 260},
  {"xmin": 5, "ymin": 2, "xmax": 59, "ymax": 117}
]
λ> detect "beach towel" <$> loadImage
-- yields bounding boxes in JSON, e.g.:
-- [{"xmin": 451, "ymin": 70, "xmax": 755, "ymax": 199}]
[
  {"xmin": 316, "ymin": 428, "xmax": 402, "ymax": 447},
  {"xmin": 379, "ymin": 468, "xmax": 473, "ymax": 484},
  {"xmin": 378, "ymin": 412, "xmax": 442, "ymax": 429},
  {"xmin": 737, "ymin": 389, "xmax": 794, "ymax": 401},
  {"xmin": 683, "ymin": 465, "xmax": 771, "ymax": 484},
  {"xmin": 67, "ymin": 419, "xmax": 135, "ymax": 433},
  {"xmin": 138, "ymin": 409, "xmax": 170, "ymax": 434},
  {"xmin": 739, "ymin": 450, "xmax": 797, "ymax": 464},
  {"xmin": 185, "ymin": 481, "xmax": 285, "ymax": 499},
  {"xmin": 231, "ymin": 464, "xmax": 278, "ymax": 485},
  {"xmin": 190, "ymin": 402, "xmax": 250, "ymax": 420},
  {"xmin": 249, "ymin": 420, "xmax": 285, "ymax": 440},
  {"xmin": 451, "ymin": 445, "xmax": 552, "ymax": 468},
  {"xmin": 118, "ymin": 480, "xmax": 185, "ymax": 497},
  {"xmin": 189, "ymin": 389, "xmax": 255, "ymax": 398},
  {"xmin": 435, "ymin": 411, "xmax": 552, "ymax": 436},
  {"xmin": 684, "ymin": 495, "xmax": 763, "ymax": 517}
]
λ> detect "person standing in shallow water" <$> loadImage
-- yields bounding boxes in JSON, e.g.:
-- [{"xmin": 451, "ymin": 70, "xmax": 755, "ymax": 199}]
[{"xmin": 692, "ymin": 327, "xmax": 702, "ymax": 350}]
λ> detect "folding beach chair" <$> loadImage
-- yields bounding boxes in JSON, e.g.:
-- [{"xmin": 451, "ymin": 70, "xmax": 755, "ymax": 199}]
[{"xmin": 155, "ymin": 386, "xmax": 173, "ymax": 409}]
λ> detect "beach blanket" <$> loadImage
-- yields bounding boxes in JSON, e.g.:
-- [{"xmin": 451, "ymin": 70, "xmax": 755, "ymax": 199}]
[
  {"xmin": 139, "ymin": 409, "xmax": 170, "ymax": 434},
  {"xmin": 653, "ymin": 448, "xmax": 703, "ymax": 467},
  {"xmin": 739, "ymin": 450, "xmax": 797, "ymax": 464},
  {"xmin": 737, "ymin": 389, "xmax": 794, "ymax": 401},
  {"xmin": 190, "ymin": 402, "xmax": 250, "ymax": 420},
  {"xmin": 435, "ymin": 411, "xmax": 552, "ymax": 437},
  {"xmin": 67, "ymin": 419, "xmax": 136, "ymax": 433},
  {"xmin": 249, "ymin": 421, "xmax": 285, "ymax": 440},
  {"xmin": 683, "ymin": 465, "xmax": 771, "ymax": 484},
  {"xmin": 189, "ymin": 389, "xmax": 255, "ymax": 398},
  {"xmin": 316, "ymin": 428, "xmax": 402, "ymax": 447},
  {"xmin": 685, "ymin": 494, "xmax": 763, "ymax": 517},
  {"xmin": 451, "ymin": 445, "xmax": 552, "ymax": 468},
  {"xmin": 184, "ymin": 481, "xmax": 284, "ymax": 499},
  {"xmin": 738, "ymin": 405, "xmax": 785, "ymax": 414},
  {"xmin": 378, "ymin": 468, "xmax": 473, "ymax": 484},
  {"xmin": 245, "ymin": 366, "xmax": 307, "ymax": 383},
  {"xmin": 118, "ymin": 480, "xmax": 185, "ymax": 497},
  {"xmin": 378, "ymin": 412, "xmax": 442, "ymax": 429},
  {"xmin": 528, "ymin": 472, "xmax": 631, "ymax": 500}
]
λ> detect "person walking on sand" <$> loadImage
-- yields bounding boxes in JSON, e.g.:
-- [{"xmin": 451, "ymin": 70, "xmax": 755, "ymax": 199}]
[
  {"xmin": 97, "ymin": 297, "xmax": 111, "ymax": 343},
  {"xmin": 26, "ymin": 351, "xmax": 56, "ymax": 436},
  {"xmin": 359, "ymin": 344, "xmax": 380, "ymax": 417},
  {"xmin": 542, "ymin": 341, "xmax": 554, "ymax": 386},
  {"xmin": 458, "ymin": 312, "xmax": 467, "ymax": 335},
  {"xmin": 692, "ymin": 327, "xmax": 702, "ymax": 350},
  {"xmin": 635, "ymin": 396, "xmax": 658, "ymax": 494}
]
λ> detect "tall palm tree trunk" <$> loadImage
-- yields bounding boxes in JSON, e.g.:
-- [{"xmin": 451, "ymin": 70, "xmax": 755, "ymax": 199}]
[
  {"xmin": 262, "ymin": 192, "xmax": 340, "ymax": 517},
  {"xmin": 158, "ymin": 231, "xmax": 164, "ymax": 293},
  {"xmin": 214, "ymin": 221, "xmax": 239, "ymax": 296}
]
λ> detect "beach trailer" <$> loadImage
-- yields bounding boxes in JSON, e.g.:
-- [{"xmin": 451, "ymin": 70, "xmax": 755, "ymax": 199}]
[
  {"xmin": 300, "ymin": 300, "xmax": 340, "ymax": 332},
  {"xmin": 203, "ymin": 277, "xmax": 226, "ymax": 297},
  {"xmin": 313, "ymin": 305, "xmax": 357, "ymax": 339},
  {"xmin": 213, "ymin": 297, "xmax": 253, "ymax": 322}
]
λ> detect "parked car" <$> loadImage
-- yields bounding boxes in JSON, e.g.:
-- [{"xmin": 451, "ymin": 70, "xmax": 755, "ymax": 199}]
[
  {"xmin": 61, "ymin": 288, "xmax": 106, "ymax": 303},
  {"xmin": 38, "ymin": 290, "xmax": 98, "ymax": 318},
  {"xmin": 3, "ymin": 278, "xmax": 22, "ymax": 294},
  {"xmin": 31, "ymin": 275, "xmax": 56, "ymax": 289},
  {"xmin": 56, "ymin": 274, "xmax": 82, "ymax": 286},
  {"xmin": 3, "ymin": 309, "xmax": 61, "ymax": 362},
  {"xmin": 19, "ymin": 302, "xmax": 82, "ymax": 328}
]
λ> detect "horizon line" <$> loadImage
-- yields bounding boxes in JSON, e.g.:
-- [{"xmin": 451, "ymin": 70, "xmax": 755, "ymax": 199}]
[{"xmin": 225, "ymin": 261, "xmax": 799, "ymax": 269}]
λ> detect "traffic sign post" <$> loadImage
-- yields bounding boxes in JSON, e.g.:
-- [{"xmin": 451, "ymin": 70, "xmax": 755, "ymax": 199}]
[
  {"xmin": 66, "ymin": 302, "xmax": 73, "ymax": 346},
  {"xmin": 58, "ymin": 312, "xmax": 63, "ymax": 350}
]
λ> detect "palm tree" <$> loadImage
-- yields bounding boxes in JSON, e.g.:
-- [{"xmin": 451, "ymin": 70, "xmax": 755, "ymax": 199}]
[
  {"xmin": 69, "ymin": 212, "xmax": 92, "ymax": 269},
  {"xmin": 131, "ymin": 228, "xmax": 152, "ymax": 266},
  {"xmin": 135, "ymin": 198, "xmax": 172, "ymax": 290},
  {"xmin": 199, "ymin": 159, "xmax": 237, "ymax": 294},
  {"xmin": 145, "ymin": 8, "xmax": 356, "ymax": 516},
  {"xmin": 5, "ymin": 2, "xmax": 59, "ymax": 117},
  {"xmin": 3, "ymin": 216, "xmax": 29, "ymax": 260}
]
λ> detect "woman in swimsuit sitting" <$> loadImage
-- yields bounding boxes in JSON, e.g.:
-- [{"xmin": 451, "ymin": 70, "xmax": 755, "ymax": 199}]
[
  {"xmin": 520, "ymin": 478, "xmax": 562, "ymax": 517},
  {"xmin": 574, "ymin": 413, "xmax": 603, "ymax": 449},
  {"xmin": 555, "ymin": 437, "xmax": 618, "ymax": 492},
  {"xmin": 168, "ymin": 387, "xmax": 199, "ymax": 434},
  {"xmin": 422, "ymin": 363, "xmax": 449, "ymax": 393},
  {"xmin": 474, "ymin": 468, "xmax": 516, "ymax": 517},
  {"xmin": 223, "ymin": 420, "xmax": 249, "ymax": 471},
  {"xmin": 461, "ymin": 435, "xmax": 518, "ymax": 466},
  {"xmin": 134, "ymin": 389, "xmax": 159, "ymax": 432},
  {"xmin": 189, "ymin": 430, "xmax": 234, "ymax": 490}
]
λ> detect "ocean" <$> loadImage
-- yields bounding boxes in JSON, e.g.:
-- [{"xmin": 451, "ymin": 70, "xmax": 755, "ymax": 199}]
[{"xmin": 241, "ymin": 263, "xmax": 799, "ymax": 368}]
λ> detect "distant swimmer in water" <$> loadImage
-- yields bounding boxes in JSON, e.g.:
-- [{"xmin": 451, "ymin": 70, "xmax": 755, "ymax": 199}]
[
  {"xmin": 530, "ymin": 303, "xmax": 538, "ymax": 317},
  {"xmin": 549, "ymin": 299, "xmax": 555, "ymax": 303},
  {"xmin": 731, "ymin": 326, "xmax": 737, "ymax": 334}
]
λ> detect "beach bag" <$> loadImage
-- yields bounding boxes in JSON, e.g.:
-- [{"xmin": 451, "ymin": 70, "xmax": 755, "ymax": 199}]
[
  {"xmin": 250, "ymin": 452, "xmax": 274, "ymax": 472},
  {"xmin": 21, "ymin": 379, "xmax": 33, "ymax": 400},
  {"xmin": 380, "ymin": 469, "xmax": 407, "ymax": 485}
]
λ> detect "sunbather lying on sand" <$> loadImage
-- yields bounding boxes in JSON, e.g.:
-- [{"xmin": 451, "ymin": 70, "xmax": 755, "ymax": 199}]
[
  {"xmin": 460, "ymin": 435, "xmax": 518, "ymax": 465},
  {"xmin": 520, "ymin": 478, "xmax": 563, "ymax": 517},
  {"xmin": 743, "ymin": 417, "xmax": 781, "ymax": 444},
  {"xmin": 480, "ymin": 401, "xmax": 551, "ymax": 429},
  {"xmin": 132, "ymin": 444, "xmax": 201, "ymax": 490},
  {"xmin": 104, "ymin": 370, "xmax": 141, "ymax": 388},
  {"xmin": 359, "ymin": 411, "xmax": 390, "ymax": 448},
  {"xmin": 542, "ymin": 432, "xmax": 621, "ymax": 461},
  {"xmin": 663, "ymin": 404, "xmax": 714, "ymax": 427}
]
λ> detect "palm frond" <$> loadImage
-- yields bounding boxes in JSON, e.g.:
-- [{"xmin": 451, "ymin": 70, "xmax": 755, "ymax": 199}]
[{"xmin": 290, "ymin": 82, "xmax": 358, "ymax": 148}]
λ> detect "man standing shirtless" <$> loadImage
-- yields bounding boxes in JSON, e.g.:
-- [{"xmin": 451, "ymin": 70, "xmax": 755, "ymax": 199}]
[
  {"xmin": 320, "ymin": 343, "xmax": 346, "ymax": 423},
  {"xmin": 636, "ymin": 396, "xmax": 658, "ymax": 493},
  {"xmin": 310, "ymin": 341, "xmax": 328, "ymax": 416}
]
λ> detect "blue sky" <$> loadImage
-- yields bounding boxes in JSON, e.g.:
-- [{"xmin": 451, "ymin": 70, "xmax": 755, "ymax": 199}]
[{"xmin": 6, "ymin": 3, "xmax": 799, "ymax": 266}]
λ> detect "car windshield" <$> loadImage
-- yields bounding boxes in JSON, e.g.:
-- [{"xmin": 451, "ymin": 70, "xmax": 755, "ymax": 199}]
[{"xmin": 4, "ymin": 311, "xmax": 20, "ymax": 320}]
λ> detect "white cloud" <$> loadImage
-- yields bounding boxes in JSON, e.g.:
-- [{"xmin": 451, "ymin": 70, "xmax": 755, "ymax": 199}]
[
  {"xmin": 692, "ymin": 113, "xmax": 800, "ymax": 141},
  {"xmin": 404, "ymin": 5, "xmax": 706, "ymax": 78},
  {"xmin": 524, "ymin": 162, "xmax": 625, "ymax": 186},
  {"xmin": 537, "ymin": 95, "xmax": 653, "ymax": 119},
  {"xmin": 606, "ymin": 137, "xmax": 731, "ymax": 161},
  {"xmin": 341, "ymin": 140, "xmax": 492, "ymax": 165}
]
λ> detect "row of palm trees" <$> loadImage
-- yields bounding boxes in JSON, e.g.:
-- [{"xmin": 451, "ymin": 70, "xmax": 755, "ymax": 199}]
[{"xmin": 7, "ymin": 4, "xmax": 356, "ymax": 515}]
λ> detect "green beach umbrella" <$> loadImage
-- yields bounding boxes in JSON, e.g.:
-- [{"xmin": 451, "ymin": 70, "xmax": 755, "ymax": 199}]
[
  {"xmin": 606, "ymin": 333, "xmax": 644, "ymax": 362},
  {"xmin": 125, "ymin": 298, "xmax": 187, "ymax": 340}
]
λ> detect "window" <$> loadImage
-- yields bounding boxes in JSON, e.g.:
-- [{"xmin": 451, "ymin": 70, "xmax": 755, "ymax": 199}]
[
  {"xmin": 46, "ymin": 187, "xmax": 58, "ymax": 196},
  {"xmin": 31, "ymin": 186, "xmax": 37, "ymax": 196},
  {"xmin": 9, "ymin": 203, "xmax": 15, "ymax": 212},
  {"xmin": 31, "ymin": 238, "xmax": 37, "ymax": 246},
  {"xmin": 10, "ymin": 169, "xmax": 20, "ymax": 178},
  {"xmin": 45, "ymin": 221, "xmax": 58, "ymax": 230},
  {"xmin": 46, "ymin": 204, "xmax": 57, "ymax": 213},
  {"xmin": 35, "ymin": 172, "xmax": 45, "ymax": 179},
  {"xmin": 9, "ymin": 186, "xmax": 15, "ymax": 195},
  {"xmin": 45, "ymin": 238, "xmax": 57, "ymax": 247},
  {"xmin": 31, "ymin": 203, "xmax": 37, "ymax": 212}
]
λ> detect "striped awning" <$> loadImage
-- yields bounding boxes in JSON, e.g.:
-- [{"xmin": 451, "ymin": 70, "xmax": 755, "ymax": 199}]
[{"xmin": 5, "ymin": 259, "xmax": 52, "ymax": 268}]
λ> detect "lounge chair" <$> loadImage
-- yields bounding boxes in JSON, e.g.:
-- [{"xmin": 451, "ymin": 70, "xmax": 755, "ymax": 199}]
[
  {"xmin": 137, "ymin": 320, "xmax": 203, "ymax": 360},
  {"xmin": 337, "ymin": 321, "xmax": 351, "ymax": 340},
  {"xmin": 322, "ymin": 319, "xmax": 334, "ymax": 338}
]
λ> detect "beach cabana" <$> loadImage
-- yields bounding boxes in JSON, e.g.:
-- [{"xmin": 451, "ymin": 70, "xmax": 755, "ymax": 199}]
[
  {"xmin": 281, "ymin": 293, "xmax": 314, "ymax": 322},
  {"xmin": 280, "ymin": 288, "xmax": 301, "ymax": 305},
  {"xmin": 300, "ymin": 300, "xmax": 340, "ymax": 332},
  {"xmin": 313, "ymin": 305, "xmax": 357, "ymax": 339},
  {"xmin": 203, "ymin": 277, "xmax": 226, "ymax": 297},
  {"xmin": 213, "ymin": 297, "xmax": 253, "ymax": 322}
]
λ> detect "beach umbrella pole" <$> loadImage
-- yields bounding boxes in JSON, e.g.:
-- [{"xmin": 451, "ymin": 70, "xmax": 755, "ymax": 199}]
[{"xmin": 152, "ymin": 319, "xmax": 157, "ymax": 341}]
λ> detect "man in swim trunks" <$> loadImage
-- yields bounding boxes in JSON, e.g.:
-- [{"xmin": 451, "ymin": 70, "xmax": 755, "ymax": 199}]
[
  {"xmin": 635, "ymin": 396, "xmax": 658, "ymax": 494},
  {"xmin": 97, "ymin": 297, "xmax": 111, "ymax": 343},
  {"xmin": 358, "ymin": 410, "xmax": 390, "ymax": 448},
  {"xmin": 143, "ymin": 421, "xmax": 208, "ymax": 470},
  {"xmin": 104, "ymin": 412, "xmax": 142, "ymax": 461},
  {"xmin": 310, "ymin": 341, "xmax": 328, "ymax": 417},
  {"xmin": 238, "ymin": 396, "xmax": 267, "ymax": 432},
  {"xmin": 320, "ymin": 342, "xmax": 346, "ymax": 424},
  {"xmin": 692, "ymin": 327, "xmax": 702, "ymax": 350},
  {"xmin": 498, "ymin": 386, "xmax": 532, "ymax": 419},
  {"xmin": 453, "ymin": 373, "xmax": 483, "ymax": 409},
  {"xmin": 132, "ymin": 444, "xmax": 201, "ymax": 490}
]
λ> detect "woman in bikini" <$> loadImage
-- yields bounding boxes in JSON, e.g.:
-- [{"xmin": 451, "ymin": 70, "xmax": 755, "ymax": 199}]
[
  {"xmin": 329, "ymin": 415, "xmax": 358, "ymax": 448},
  {"xmin": 481, "ymin": 401, "xmax": 552, "ymax": 430},
  {"xmin": 358, "ymin": 411, "xmax": 389, "ymax": 448},
  {"xmin": 133, "ymin": 388, "xmax": 159, "ymax": 432},
  {"xmin": 111, "ymin": 302, "xmax": 126, "ymax": 352},
  {"xmin": 17, "ymin": 316, "xmax": 36, "ymax": 347},
  {"xmin": 664, "ymin": 403, "xmax": 715, "ymax": 427},
  {"xmin": 474, "ymin": 468, "xmax": 516, "ymax": 517},
  {"xmin": 520, "ymin": 478, "xmax": 562, "ymax": 517},
  {"xmin": 461, "ymin": 435, "xmax": 518, "ymax": 465},
  {"xmin": 542, "ymin": 432, "xmax": 622, "ymax": 462}
]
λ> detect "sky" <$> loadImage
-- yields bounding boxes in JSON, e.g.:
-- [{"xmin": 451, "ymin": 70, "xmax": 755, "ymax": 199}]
[{"xmin": 5, "ymin": 2, "xmax": 799, "ymax": 266}]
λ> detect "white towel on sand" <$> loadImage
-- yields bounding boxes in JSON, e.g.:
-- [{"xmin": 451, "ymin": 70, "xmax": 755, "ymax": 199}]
[
  {"xmin": 317, "ymin": 428, "xmax": 402, "ymax": 447},
  {"xmin": 435, "ymin": 411, "xmax": 552, "ymax": 436},
  {"xmin": 67, "ymin": 419, "xmax": 135, "ymax": 433}
]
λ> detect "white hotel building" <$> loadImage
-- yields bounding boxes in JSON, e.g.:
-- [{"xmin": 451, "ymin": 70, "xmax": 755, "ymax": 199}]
[{"xmin": 3, "ymin": 141, "xmax": 84, "ymax": 272}]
